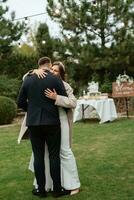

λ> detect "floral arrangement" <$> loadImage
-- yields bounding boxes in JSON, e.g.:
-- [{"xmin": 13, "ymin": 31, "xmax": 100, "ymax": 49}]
[{"xmin": 116, "ymin": 73, "xmax": 133, "ymax": 85}]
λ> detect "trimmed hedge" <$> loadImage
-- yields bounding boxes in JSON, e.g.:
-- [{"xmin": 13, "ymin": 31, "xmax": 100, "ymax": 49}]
[{"xmin": 0, "ymin": 96, "xmax": 17, "ymax": 125}]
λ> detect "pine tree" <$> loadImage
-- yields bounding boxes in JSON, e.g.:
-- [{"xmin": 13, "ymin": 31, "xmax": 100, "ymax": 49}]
[
  {"xmin": 47, "ymin": 0, "xmax": 134, "ymax": 47},
  {"xmin": 35, "ymin": 23, "xmax": 66, "ymax": 61},
  {"xmin": 47, "ymin": 0, "xmax": 134, "ymax": 92},
  {"xmin": 0, "ymin": 0, "xmax": 25, "ymax": 58}
]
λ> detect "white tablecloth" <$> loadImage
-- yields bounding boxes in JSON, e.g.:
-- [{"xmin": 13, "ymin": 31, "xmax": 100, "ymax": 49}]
[{"xmin": 73, "ymin": 98, "xmax": 117, "ymax": 124}]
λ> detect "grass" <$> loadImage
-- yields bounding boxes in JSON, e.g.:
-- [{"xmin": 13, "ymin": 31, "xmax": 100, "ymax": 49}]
[{"xmin": 0, "ymin": 118, "xmax": 134, "ymax": 200}]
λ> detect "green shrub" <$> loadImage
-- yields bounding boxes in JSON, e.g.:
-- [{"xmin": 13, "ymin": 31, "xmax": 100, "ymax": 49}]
[
  {"xmin": 100, "ymin": 81, "xmax": 112, "ymax": 93},
  {"xmin": 0, "ymin": 96, "xmax": 17, "ymax": 125},
  {"xmin": 0, "ymin": 75, "xmax": 21, "ymax": 100},
  {"xmin": 0, "ymin": 53, "xmax": 37, "ymax": 79},
  {"xmin": 100, "ymin": 73, "xmax": 112, "ymax": 93}
]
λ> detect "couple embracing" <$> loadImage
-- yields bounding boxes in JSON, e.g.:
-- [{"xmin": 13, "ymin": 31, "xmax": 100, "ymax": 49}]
[{"xmin": 17, "ymin": 57, "xmax": 80, "ymax": 198}]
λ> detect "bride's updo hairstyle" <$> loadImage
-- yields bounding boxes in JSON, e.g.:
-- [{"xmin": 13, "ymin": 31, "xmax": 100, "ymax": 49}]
[{"xmin": 52, "ymin": 61, "xmax": 66, "ymax": 81}]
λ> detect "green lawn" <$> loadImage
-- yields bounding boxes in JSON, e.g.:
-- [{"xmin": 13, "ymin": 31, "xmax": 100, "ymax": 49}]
[{"xmin": 0, "ymin": 119, "xmax": 134, "ymax": 200}]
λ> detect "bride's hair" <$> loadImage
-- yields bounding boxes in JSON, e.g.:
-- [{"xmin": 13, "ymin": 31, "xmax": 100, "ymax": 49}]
[{"xmin": 52, "ymin": 61, "xmax": 66, "ymax": 81}]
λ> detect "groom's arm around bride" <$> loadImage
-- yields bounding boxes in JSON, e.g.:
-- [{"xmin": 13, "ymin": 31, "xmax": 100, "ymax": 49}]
[{"xmin": 17, "ymin": 56, "xmax": 70, "ymax": 198}]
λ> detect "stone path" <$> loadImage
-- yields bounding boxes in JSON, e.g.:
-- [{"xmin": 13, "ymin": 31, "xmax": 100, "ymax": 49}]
[
  {"xmin": 0, "ymin": 123, "xmax": 18, "ymax": 128},
  {"xmin": 0, "ymin": 116, "xmax": 23, "ymax": 128}
]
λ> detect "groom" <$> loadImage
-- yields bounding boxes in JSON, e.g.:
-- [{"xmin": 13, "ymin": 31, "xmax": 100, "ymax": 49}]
[{"xmin": 17, "ymin": 57, "xmax": 70, "ymax": 198}]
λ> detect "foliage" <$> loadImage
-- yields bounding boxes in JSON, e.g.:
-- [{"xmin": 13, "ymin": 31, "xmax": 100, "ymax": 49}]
[
  {"xmin": 0, "ymin": 0, "xmax": 134, "ymax": 96},
  {"xmin": 47, "ymin": 0, "xmax": 134, "ymax": 47},
  {"xmin": 0, "ymin": 75, "xmax": 21, "ymax": 100},
  {"xmin": 100, "ymin": 81, "xmax": 112, "ymax": 93},
  {"xmin": 35, "ymin": 23, "xmax": 65, "ymax": 61},
  {"xmin": 0, "ymin": 96, "xmax": 17, "ymax": 125},
  {"xmin": 0, "ymin": 53, "xmax": 38, "ymax": 79},
  {"xmin": 14, "ymin": 43, "xmax": 37, "ymax": 56},
  {"xmin": 100, "ymin": 72, "xmax": 112, "ymax": 93},
  {"xmin": 47, "ymin": 0, "xmax": 134, "ymax": 94},
  {"xmin": 35, "ymin": 23, "xmax": 54, "ymax": 57},
  {"xmin": 0, "ymin": 1, "xmax": 26, "ymax": 58},
  {"xmin": 0, "ymin": 0, "xmax": 30, "ymax": 80}
]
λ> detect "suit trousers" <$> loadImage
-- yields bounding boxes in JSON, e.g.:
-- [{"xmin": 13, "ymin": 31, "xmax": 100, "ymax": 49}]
[{"xmin": 28, "ymin": 125, "xmax": 61, "ymax": 192}]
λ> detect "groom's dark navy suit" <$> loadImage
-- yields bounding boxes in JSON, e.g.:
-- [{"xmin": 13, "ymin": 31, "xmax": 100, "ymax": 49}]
[{"xmin": 17, "ymin": 70, "xmax": 67, "ymax": 193}]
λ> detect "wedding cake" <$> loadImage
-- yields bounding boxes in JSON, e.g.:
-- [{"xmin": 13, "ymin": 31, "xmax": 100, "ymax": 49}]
[
  {"xmin": 87, "ymin": 81, "xmax": 101, "ymax": 96},
  {"xmin": 80, "ymin": 81, "xmax": 101, "ymax": 100}
]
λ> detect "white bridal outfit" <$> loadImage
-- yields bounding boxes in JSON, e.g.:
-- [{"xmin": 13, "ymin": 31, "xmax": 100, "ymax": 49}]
[{"xmin": 18, "ymin": 81, "xmax": 80, "ymax": 191}]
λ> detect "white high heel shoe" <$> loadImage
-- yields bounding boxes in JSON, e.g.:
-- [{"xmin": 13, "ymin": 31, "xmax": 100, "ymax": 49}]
[{"xmin": 70, "ymin": 188, "xmax": 80, "ymax": 195}]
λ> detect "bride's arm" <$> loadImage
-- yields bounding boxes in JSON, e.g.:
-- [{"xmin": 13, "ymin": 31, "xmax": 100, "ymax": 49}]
[
  {"xmin": 55, "ymin": 82, "xmax": 76, "ymax": 108},
  {"xmin": 23, "ymin": 69, "xmax": 47, "ymax": 80}
]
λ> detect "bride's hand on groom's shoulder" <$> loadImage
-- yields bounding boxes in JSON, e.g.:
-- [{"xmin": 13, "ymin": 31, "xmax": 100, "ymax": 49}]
[{"xmin": 33, "ymin": 69, "xmax": 47, "ymax": 79}]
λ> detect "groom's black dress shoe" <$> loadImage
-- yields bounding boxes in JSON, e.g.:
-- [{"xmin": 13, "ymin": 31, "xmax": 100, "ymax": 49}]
[
  {"xmin": 52, "ymin": 188, "xmax": 70, "ymax": 198},
  {"xmin": 32, "ymin": 189, "xmax": 47, "ymax": 198}
]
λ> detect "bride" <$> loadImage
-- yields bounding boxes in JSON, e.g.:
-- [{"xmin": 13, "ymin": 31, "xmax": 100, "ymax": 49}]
[{"xmin": 18, "ymin": 61, "xmax": 80, "ymax": 195}]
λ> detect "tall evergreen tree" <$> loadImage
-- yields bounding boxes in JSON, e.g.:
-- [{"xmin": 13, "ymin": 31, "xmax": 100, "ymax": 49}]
[
  {"xmin": 35, "ymin": 22, "xmax": 66, "ymax": 61},
  {"xmin": 47, "ymin": 0, "xmax": 134, "ymax": 92},
  {"xmin": 0, "ymin": 0, "xmax": 25, "ymax": 59},
  {"xmin": 47, "ymin": 0, "xmax": 134, "ymax": 47}
]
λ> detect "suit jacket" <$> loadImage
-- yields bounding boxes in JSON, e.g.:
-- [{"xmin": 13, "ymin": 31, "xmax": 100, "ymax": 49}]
[
  {"xmin": 18, "ymin": 81, "xmax": 76, "ymax": 144},
  {"xmin": 17, "ymin": 71, "xmax": 67, "ymax": 126}
]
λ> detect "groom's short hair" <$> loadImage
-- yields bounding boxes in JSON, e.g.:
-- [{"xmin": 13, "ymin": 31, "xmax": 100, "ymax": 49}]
[{"xmin": 38, "ymin": 57, "xmax": 51, "ymax": 66}]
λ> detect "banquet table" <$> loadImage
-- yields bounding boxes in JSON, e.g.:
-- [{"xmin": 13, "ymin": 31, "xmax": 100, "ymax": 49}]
[{"xmin": 73, "ymin": 98, "xmax": 118, "ymax": 124}]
